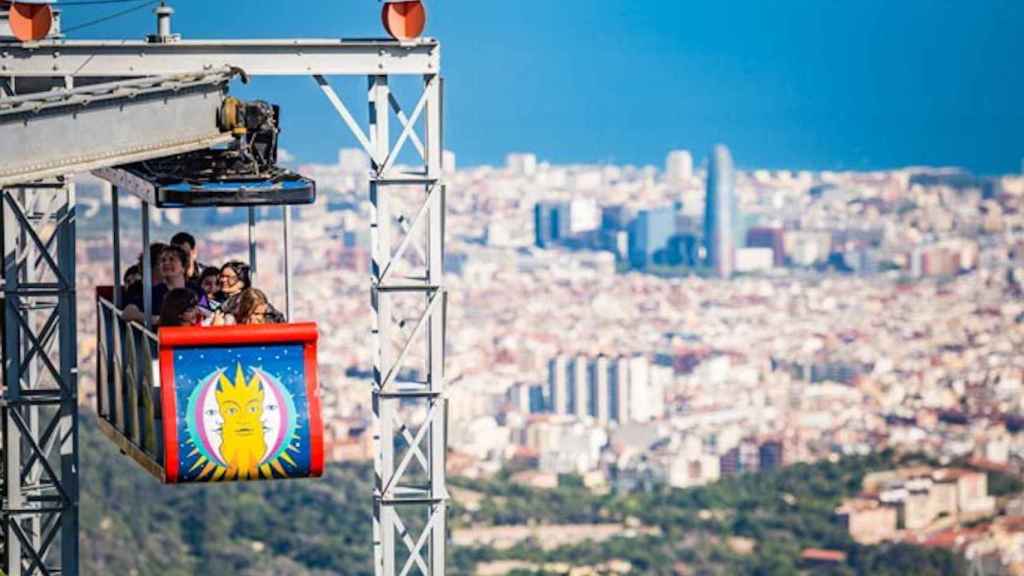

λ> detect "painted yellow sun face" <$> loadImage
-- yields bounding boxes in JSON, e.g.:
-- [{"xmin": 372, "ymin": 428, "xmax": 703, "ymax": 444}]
[{"xmin": 215, "ymin": 363, "xmax": 267, "ymax": 480}]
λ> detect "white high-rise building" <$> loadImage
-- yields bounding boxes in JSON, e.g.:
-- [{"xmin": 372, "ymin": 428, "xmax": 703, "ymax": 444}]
[
  {"xmin": 548, "ymin": 355, "xmax": 569, "ymax": 415},
  {"xmin": 568, "ymin": 198, "xmax": 600, "ymax": 234},
  {"xmin": 666, "ymin": 150, "xmax": 693, "ymax": 184},
  {"xmin": 627, "ymin": 355, "xmax": 652, "ymax": 422},
  {"xmin": 610, "ymin": 357, "xmax": 630, "ymax": 424},
  {"xmin": 648, "ymin": 364, "xmax": 671, "ymax": 421},
  {"xmin": 506, "ymin": 153, "xmax": 537, "ymax": 176},
  {"xmin": 570, "ymin": 355, "xmax": 589, "ymax": 419},
  {"xmin": 591, "ymin": 355, "xmax": 610, "ymax": 423},
  {"xmin": 509, "ymin": 382, "xmax": 532, "ymax": 415}
]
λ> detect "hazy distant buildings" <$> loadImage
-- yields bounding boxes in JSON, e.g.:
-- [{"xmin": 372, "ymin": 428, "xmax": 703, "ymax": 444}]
[
  {"xmin": 704, "ymin": 144, "xmax": 738, "ymax": 278},
  {"xmin": 590, "ymin": 355, "xmax": 610, "ymax": 423},
  {"xmin": 628, "ymin": 207, "xmax": 676, "ymax": 269},
  {"xmin": 545, "ymin": 354, "xmax": 665, "ymax": 424},
  {"xmin": 506, "ymin": 153, "xmax": 538, "ymax": 176},
  {"xmin": 570, "ymin": 355, "xmax": 589, "ymax": 419},
  {"xmin": 746, "ymin": 227, "xmax": 786, "ymax": 267},
  {"xmin": 666, "ymin": 150, "xmax": 693, "ymax": 184},
  {"xmin": 534, "ymin": 200, "xmax": 600, "ymax": 248},
  {"xmin": 534, "ymin": 202, "xmax": 569, "ymax": 248},
  {"xmin": 758, "ymin": 440, "xmax": 784, "ymax": 471},
  {"xmin": 549, "ymin": 355, "xmax": 568, "ymax": 414}
]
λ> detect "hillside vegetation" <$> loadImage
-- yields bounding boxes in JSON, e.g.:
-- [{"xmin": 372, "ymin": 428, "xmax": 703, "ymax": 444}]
[{"xmin": 79, "ymin": 411, "xmax": 980, "ymax": 575}]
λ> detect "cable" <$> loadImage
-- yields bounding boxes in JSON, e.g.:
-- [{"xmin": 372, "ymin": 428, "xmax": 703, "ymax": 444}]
[
  {"xmin": 53, "ymin": 0, "xmax": 159, "ymax": 6},
  {"xmin": 60, "ymin": 0, "xmax": 159, "ymax": 33}
]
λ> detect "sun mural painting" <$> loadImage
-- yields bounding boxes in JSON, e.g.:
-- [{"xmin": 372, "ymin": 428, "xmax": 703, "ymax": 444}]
[
  {"xmin": 160, "ymin": 333, "xmax": 324, "ymax": 484},
  {"xmin": 185, "ymin": 363, "xmax": 300, "ymax": 481}
]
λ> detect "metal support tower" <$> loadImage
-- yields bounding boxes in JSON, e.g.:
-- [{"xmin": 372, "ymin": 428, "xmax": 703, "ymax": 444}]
[
  {"xmin": 1, "ymin": 30, "xmax": 446, "ymax": 576},
  {"xmin": 366, "ymin": 72, "xmax": 447, "ymax": 576},
  {"xmin": 1, "ymin": 181, "xmax": 78, "ymax": 576}
]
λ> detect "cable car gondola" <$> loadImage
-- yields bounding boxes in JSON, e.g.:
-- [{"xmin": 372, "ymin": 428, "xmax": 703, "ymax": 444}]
[{"xmin": 93, "ymin": 95, "xmax": 324, "ymax": 483}]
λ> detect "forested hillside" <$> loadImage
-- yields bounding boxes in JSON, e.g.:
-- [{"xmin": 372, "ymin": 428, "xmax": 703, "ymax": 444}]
[
  {"xmin": 80, "ymin": 411, "xmax": 975, "ymax": 575},
  {"xmin": 80, "ymin": 411, "xmax": 374, "ymax": 576}
]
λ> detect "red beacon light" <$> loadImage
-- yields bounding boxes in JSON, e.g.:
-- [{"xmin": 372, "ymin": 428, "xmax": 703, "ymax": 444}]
[
  {"xmin": 381, "ymin": 0, "xmax": 425, "ymax": 41},
  {"xmin": 2, "ymin": 1, "xmax": 54, "ymax": 42}
]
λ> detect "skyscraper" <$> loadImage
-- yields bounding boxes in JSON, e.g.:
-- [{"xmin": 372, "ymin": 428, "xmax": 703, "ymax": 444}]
[
  {"xmin": 591, "ymin": 355, "xmax": 610, "ymax": 423},
  {"xmin": 704, "ymin": 144, "xmax": 737, "ymax": 278},
  {"xmin": 570, "ymin": 355, "xmax": 589, "ymax": 419},
  {"xmin": 548, "ymin": 355, "xmax": 569, "ymax": 415},
  {"xmin": 610, "ymin": 357, "xmax": 630, "ymax": 424},
  {"xmin": 534, "ymin": 201, "xmax": 570, "ymax": 248},
  {"xmin": 627, "ymin": 355, "xmax": 652, "ymax": 422}
]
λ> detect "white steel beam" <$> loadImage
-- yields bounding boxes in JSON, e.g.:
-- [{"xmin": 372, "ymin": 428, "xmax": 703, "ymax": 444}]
[
  {"xmin": 0, "ymin": 70, "xmax": 235, "ymax": 187},
  {"xmin": 0, "ymin": 39, "xmax": 439, "ymax": 77}
]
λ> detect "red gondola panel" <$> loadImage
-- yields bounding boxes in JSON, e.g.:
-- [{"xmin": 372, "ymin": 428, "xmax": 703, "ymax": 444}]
[{"xmin": 158, "ymin": 323, "xmax": 324, "ymax": 483}]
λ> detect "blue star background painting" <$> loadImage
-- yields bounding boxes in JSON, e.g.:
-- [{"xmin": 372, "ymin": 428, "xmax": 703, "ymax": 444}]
[{"xmin": 170, "ymin": 343, "xmax": 315, "ymax": 482}]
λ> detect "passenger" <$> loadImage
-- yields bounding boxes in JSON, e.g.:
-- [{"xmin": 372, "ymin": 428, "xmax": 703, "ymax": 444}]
[
  {"xmin": 158, "ymin": 288, "xmax": 200, "ymax": 327},
  {"xmin": 125, "ymin": 245, "xmax": 198, "ymax": 324},
  {"xmin": 212, "ymin": 261, "xmax": 251, "ymax": 323},
  {"xmin": 122, "ymin": 242, "xmax": 167, "ymax": 323},
  {"xmin": 235, "ymin": 288, "xmax": 286, "ymax": 325},
  {"xmin": 198, "ymin": 267, "xmax": 220, "ymax": 302},
  {"xmin": 171, "ymin": 231, "xmax": 208, "ymax": 284},
  {"xmin": 122, "ymin": 264, "xmax": 142, "ymax": 289}
]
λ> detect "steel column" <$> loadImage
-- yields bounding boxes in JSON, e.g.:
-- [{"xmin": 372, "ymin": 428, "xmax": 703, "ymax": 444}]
[
  {"xmin": 1, "ymin": 182, "xmax": 79, "ymax": 576},
  {"xmin": 248, "ymin": 207, "xmax": 257, "ymax": 278},
  {"xmin": 370, "ymin": 70, "xmax": 447, "ymax": 576},
  {"xmin": 283, "ymin": 205, "xmax": 293, "ymax": 320}
]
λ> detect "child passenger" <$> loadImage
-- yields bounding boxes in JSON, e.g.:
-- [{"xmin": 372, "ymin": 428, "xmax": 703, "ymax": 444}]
[
  {"xmin": 235, "ymin": 288, "xmax": 286, "ymax": 325},
  {"xmin": 158, "ymin": 288, "xmax": 200, "ymax": 327}
]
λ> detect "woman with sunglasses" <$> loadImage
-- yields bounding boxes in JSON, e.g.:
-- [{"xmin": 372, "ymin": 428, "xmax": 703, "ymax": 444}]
[{"xmin": 212, "ymin": 261, "xmax": 252, "ymax": 326}]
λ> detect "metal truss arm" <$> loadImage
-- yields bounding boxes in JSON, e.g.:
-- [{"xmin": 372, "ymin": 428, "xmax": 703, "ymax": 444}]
[
  {"xmin": 0, "ymin": 39, "xmax": 439, "ymax": 77},
  {"xmin": 0, "ymin": 70, "xmax": 236, "ymax": 187}
]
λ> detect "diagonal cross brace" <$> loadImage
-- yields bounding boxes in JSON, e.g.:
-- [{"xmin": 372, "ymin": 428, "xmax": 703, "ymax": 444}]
[
  {"xmin": 398, "ymin": 504, "xmax": 445, "ymax": 576},
  {"xmin": 379, "ymin": 289, "xmax": 442, "ymax": 391},
  {"xmin": 3, "ymin": 193, "xmax": 71, "ymax": 290},
  {"xmin": 388, "ymin": 93, "xmax": 426, "ymax": 162},
  {"xmin": 379, "ymin": 183, "xmax": 437, "ymax": 283},
  {"xmin": 381, "ymin": 77, "xmax": 433, "ymax": 175},
  {"xmin": 391, "ymin": 512, "xmax": 430, "ymax": 575},
  {"xmin": 7, "ymin": 409, "xmax": 71, "ymax": 507},
  {"xmin": 314, "ymin": 75, "xmax": 380, "ymax": 166},
  {"xmin": 382, "ymin": 399, "xmax": 438, "ymax": 497}
]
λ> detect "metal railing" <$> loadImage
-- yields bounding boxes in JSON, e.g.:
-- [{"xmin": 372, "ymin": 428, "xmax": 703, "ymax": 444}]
[{"xmin": 95, "ymin": 297, "xmax": 163, "ymax": 478}]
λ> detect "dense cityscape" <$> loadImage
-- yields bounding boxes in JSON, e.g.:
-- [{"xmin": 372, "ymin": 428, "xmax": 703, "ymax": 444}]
[{"xmin": 72, "ymin": 147, "xmax": 1024, "ymax": 573}]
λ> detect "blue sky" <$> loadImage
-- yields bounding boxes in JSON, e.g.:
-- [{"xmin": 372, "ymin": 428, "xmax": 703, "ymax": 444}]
[{"xmin": 68, "ymin": 1, "xmax": 1024, "ymax": 173}]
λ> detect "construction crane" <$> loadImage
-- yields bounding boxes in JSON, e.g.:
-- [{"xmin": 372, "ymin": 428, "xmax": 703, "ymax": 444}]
[{"xmin": 0, "ymin": 1, "xmax": 447, "ymax": 575}]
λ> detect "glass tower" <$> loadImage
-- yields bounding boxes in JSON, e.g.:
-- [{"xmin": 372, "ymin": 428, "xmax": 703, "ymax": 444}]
[{"xmin": 704, "ymin": 144, "xmax": 737, "ymax": 278}]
